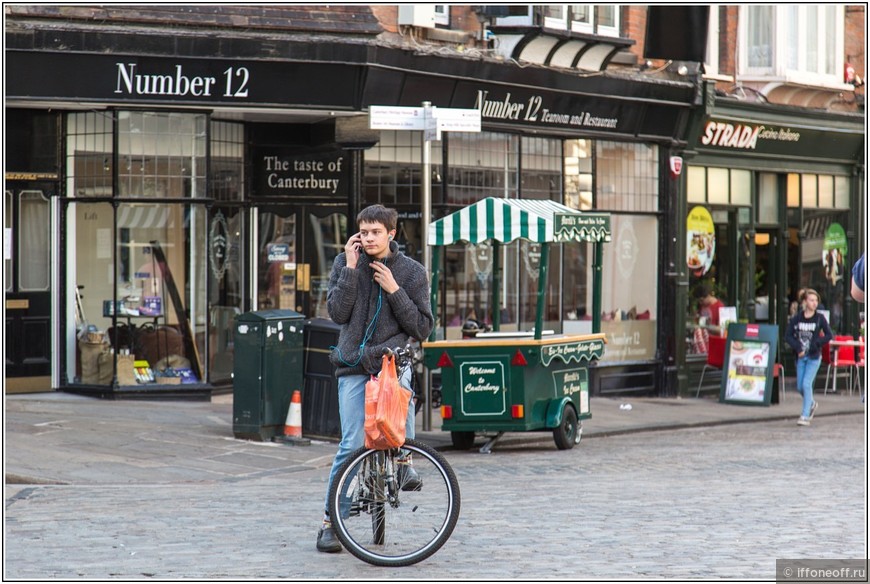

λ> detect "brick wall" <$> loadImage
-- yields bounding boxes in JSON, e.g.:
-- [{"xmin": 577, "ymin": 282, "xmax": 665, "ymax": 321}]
[{"xmin": 845, "ymin": 5, "xmax": 866, "ymax": 96}]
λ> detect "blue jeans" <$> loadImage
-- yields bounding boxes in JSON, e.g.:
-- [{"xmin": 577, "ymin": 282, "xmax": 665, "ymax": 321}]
[
  {"xmin": 323, "ymin": 367, "xmax": 414, "ymax": 514},
  {"xmin": 795, "ymin": 355, "xmax": 822, "ymax": 418}
]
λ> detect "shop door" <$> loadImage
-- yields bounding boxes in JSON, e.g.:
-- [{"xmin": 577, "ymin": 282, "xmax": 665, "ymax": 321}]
[
  {"xmin": 257, "ymin": 205, "xmax": 347, "ymax": 317},
  {"xmin": 5, "ymin": 186, "xmax": 53, "ymax": 391}
]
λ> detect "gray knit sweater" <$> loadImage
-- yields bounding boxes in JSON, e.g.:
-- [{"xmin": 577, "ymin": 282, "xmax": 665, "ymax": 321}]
[{"xmin": 327, "ymin": 241, "xmax": 434, "ymax": 378}]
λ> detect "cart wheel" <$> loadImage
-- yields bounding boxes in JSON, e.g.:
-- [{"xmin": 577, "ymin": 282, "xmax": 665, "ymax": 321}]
[
  {"xmin": 451, "ymin": 431, "xmax": 476, "ymax": 450},
  {"xmin": 553, "ymin": 405, "xmax": 578, "ymax": 450}
]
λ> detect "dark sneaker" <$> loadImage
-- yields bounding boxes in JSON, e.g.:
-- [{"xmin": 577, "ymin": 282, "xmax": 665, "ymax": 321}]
[
  {"xmin": 397, "ymin": 462, "xmax": 422, "ymax": 491},
  {"xmin": 809, "ymin": 401, "xmax": 818, "ymax": 420},
  {"xmin": 316, "ymin": 525, "xmax": 342, "ymax": 553}
]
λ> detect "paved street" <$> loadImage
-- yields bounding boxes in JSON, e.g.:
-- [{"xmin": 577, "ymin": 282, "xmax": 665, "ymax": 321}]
[{"xmin": 5, "ymin": 408, "xmax": 865, "ymax": 580}]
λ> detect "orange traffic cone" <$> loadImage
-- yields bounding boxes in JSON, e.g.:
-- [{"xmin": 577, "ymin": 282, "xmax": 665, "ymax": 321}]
[
  {"xmin": 277, "ymin": 390, "xmax": 310, "ymax": 445},
  {"xmin": 284, "ymin": 390, "xmax": 303, "ymax": 438}
]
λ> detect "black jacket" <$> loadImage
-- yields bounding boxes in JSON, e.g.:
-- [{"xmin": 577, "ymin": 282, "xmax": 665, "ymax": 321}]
[{"xmin": 785, "ymin": 310, "xmax": 832, "ymax": 359}]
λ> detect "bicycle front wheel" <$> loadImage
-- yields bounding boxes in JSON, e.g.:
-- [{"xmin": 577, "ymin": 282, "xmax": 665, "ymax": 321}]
[{"xmin": 328, "ymin": 438, "xmax": 461, "ymax": 567}]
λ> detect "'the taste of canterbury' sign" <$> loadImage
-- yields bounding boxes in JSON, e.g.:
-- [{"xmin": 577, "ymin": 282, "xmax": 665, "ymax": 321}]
[{"xmin": 254, "ymin": 149, "xmax": 349, "ymax": 198}]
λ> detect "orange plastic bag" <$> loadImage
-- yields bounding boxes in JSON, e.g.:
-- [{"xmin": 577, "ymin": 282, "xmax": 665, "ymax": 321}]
[{"xmin": 364, "ymin": 354, "xmax": 412, "ymax": 450}]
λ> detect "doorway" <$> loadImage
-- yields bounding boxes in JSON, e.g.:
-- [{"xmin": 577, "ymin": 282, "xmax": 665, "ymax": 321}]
[
  {"xmin": 753, "ymin": 229, "xmax": 779, "ymax": 324},
  {"xmin": 256, "ymin": 205, "xmax": 348, "ymax": 318},
  {"xmin": 5, "ymin": 185, "xmax": 53, "ymax": 392}
]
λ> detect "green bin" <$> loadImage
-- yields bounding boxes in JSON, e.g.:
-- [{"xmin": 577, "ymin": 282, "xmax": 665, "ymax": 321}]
[{"xmin": 233, "ymin": 309, "xmax": 304, "ymax": 441}]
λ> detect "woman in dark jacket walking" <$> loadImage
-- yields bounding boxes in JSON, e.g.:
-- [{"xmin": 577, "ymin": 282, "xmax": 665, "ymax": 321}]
[{"xmin": 784, "ymin": 289, "xmax": 832, "ymax": 426}]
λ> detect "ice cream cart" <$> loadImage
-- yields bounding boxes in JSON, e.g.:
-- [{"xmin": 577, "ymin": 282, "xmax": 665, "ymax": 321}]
[{"xmin": 422, "ymin": 198, "xmax": 611, "ymax": 452}]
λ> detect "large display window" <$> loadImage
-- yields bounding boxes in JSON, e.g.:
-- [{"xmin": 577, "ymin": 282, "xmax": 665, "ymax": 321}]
[{"xmin": 65, "ymin": 111, "xmax": 211, "ymax": 388}]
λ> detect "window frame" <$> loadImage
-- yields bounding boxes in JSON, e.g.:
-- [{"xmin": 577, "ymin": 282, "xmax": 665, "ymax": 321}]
[{"xmin": 738, "ymin": 5, "xmax": 846, "ymax": 89}]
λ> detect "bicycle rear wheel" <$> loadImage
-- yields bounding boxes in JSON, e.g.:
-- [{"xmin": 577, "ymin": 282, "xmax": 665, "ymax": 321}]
[{"xmin": 328, "ymin": 438, "xmax": 461, "ymax": 567}]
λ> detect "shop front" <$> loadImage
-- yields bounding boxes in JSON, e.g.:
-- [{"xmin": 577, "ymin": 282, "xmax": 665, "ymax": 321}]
[
  {"xmin": 681, "ymin": 85, "xmax": 865, "ymax": 395},
  {"xmin": 6, "ymin": 26, "xmax": 698, "ymax": 397}
]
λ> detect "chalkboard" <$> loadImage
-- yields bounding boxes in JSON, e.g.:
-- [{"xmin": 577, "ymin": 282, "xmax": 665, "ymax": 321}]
[{"xmin": 719, "ymin": 323, "xmax": 780, "ymax": 406}]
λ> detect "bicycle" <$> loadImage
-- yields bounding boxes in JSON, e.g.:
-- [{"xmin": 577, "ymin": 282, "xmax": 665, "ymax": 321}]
[{"xmin": 327, "ymin": 345, "xmax": 461, "ymax": 567}]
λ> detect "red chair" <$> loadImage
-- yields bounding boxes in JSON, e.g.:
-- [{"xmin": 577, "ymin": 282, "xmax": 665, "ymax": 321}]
[
  {"xmin": 824, "ymin": 335, "xmax": 858, "ymax": 395},
  {"xmin": 773, "ymin": 362, "xmax": 786, "ymax": 403},
  {"xmin": 696, "ymin": 335, "xmax": 726, "ymax": 397},
  {"xmin": 853, "ymin": 339, "xmax": 865, "ymax": 396}
]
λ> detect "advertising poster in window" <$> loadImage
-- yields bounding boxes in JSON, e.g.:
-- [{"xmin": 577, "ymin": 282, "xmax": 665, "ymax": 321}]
[
  {"xmin": 720, "ymin": 323, "xmax": 779, "ymax": 406},
  {"xmin": 686, "ymin": 205, "xmax": 715, "ymax": 277},
  {"xmin": 822, "ymin": 222, "xmax": 847, "ymax": 286}
]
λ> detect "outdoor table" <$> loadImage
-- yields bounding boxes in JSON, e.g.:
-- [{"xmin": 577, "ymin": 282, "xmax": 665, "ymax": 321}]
[{"xmin": 828, "ymin": 338, "xmax": 864, "ymax": 394}]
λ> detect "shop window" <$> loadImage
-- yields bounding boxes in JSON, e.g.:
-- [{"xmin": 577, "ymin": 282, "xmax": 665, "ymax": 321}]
[
  {"xmin": 730, "ymin": 170, "xmax": 751, "ymax": 206},
  {"xmin": 801, "ymin": 210, "xmax": 850, "ymax": 333},
  {"xmin": 599, "ymin": 215, "xmax": 658, "ymax": 362},
  {"xmin": 818, "ymin": 175, "xmax": 835, "ymax": 208},
  {"xmin": 66, "ymin": 112, "xmax": 113, "ymax": 197},
  {"xmin": 687, "ymin": 166, "xmax": 706, "ymax": 203},
  {"xmin": 117, "ymin": 111, "xmax": 207, "ymax": 198},
  {"xmin": 521, "ymin": 136, "xmax": 562, "ymax": 201},
  {"xmin": 757, "ymin": 173, "xmax": 779, "ymax": 224},
  {"xmin": 364, "ymin": 130, "xmax": 441, "ymax": 207},
  {"xmin": 210, "ymin": 121, "xmax": 244, "ymax": 202},
  {"xmin": 65, "ymin": 109, "xmax": 210, "ymax": 387},
  {"xmin": 707, "ymin": 168, "xmax": 729, "ymax": 204},
  {"xmin": 595, "ymin": 141, "xmax": 658, "ymax": 212},
  {"xmin": 834, "ymin": 176, "xmax": 849, "ymax": 209},
  {"xmin": 786, "ymin": 173, "xmax": 800, "ymax": 207},
  {"xmin": 564, "ymin": 139, "xmax": 593, "ymax": 210},
  {"xmin": 444, "ymin": 132, "xmax": 518, "ymax": 206},
  {"xmin": 801, "ymin": 174, "xmax": 818, "ymax": 207}
]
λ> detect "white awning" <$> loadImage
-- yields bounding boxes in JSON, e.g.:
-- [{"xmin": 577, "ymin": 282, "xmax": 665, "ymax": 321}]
[{"xmin": 428, "ymin": 197, "xmax": 611, "ymax": 245}]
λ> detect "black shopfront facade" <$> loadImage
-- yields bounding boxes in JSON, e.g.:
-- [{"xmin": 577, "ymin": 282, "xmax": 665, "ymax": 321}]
[
  {"xmin": 680, "ymin": 84, "xmax": 865, "ymax": 395},
  {"xmin": 5, "ymin": 31, "xmax": 698, "ymax": 398}
]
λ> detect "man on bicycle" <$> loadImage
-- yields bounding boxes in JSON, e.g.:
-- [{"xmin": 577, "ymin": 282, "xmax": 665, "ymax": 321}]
[{"xmin": 317, "ymin": 204, "xmax": 434, "ymax": 553}]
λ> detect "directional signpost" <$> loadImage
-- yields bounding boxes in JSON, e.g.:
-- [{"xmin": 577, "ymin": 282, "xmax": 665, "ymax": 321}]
[{"xmin": 370, "ymin": 102, "xmax": 481, "ymax": 430}]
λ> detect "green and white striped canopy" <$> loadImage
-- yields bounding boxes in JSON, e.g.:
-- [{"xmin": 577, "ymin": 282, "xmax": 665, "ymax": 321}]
[{"xmin": 428, "ymin": 197, "xmax": 611, "ymax": 245}]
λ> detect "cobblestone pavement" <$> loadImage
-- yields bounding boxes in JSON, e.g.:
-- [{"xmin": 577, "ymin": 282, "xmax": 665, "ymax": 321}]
[{"xmin": 5, "ymin": 414, "xmax": 865, "ymax": 580}]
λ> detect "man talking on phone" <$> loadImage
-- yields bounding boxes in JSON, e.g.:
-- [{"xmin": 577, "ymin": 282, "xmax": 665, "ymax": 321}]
[{"xmin": 316, "ymin": 204, "xmax": 434, "ymax": 553}]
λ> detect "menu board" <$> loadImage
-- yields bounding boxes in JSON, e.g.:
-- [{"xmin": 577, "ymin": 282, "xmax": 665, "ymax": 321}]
[{"xmin": 720, "ymin": 323, "xmax": 779, "ymax": 406}]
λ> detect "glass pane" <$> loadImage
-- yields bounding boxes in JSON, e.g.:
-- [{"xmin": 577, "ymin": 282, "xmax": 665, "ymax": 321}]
[
  {"xmin": 834, "ymin": 176, "xmax": 850, "ymax": 209},
  {"xmin": 117, "ymin": 111, "xmax": 207, "ymax": 198},
  {"xmin": 595, "ymin": 141, "xmax": 659, "ymax": 212},
  {"xmin": 108, "ymin": 203, "xmax": 205, "ymax": 384},
  {"xmin": 783, "ymin": 6, "xmax": 799, "ymax": 69},
  {"xmin": 564, "ymin": 139, "xmax": 593, "ymax": 210},
  {"xmin": 208, "ymin": 207, "xmax": 243, "ymax": 383},
  {"xmin": 19, "ymin": 191, "xmax": 50, "ymax": 291},
  {"xmin": 544, "ymin": 5, "xmax": 564, "ymax": 19},
  {"xmin": 69, "ymin": 201, "xmax": 114, "ymax": 385},
  {"xmin": 258, "ymin": 210, "xmax": 297, "ymax": 311},
  {"xmin": 824, "ymin": 6, "xmax": 836, "ymax": 75},
  {"xmin": 687, "ymin": 166, "xmax": 706, "ymax": 203},
  {"xmin": 521, "ymin": 136, "xmax": 562, "ymax": 201},
  {"xmin": 562, "ymin": 242, "xmax": 592, "ymax": 334},
  {"xmin": 210, "ymin": 121, "xmax": 244, "ymax": 202},
  {"xmin": 707, "ymin": 167, "xmax": 729, "ymax": 204},
  {"xmin": 805, "ymin": 6, "xmax": 818, "ymax": 73},
  {"xmin": 786, "ymin": 173, "xmax": 800, "ymax": 207},
  {"xmin": 818, "ymin": 175, "xmax": 834, "ymax": 208},
  {"xmin": 730, "ymin": 169, "xmax": 751, "ymax": 206},
  {"xmin": 757, "ymin": 173, "xmax": 779, "ymax": 223},
  {"xmin": 66, "ymin": 112, "xmax": 113, "ymax": 198},
  {"xmin": 571, "ymin": 4, "xmax": 591, "ymax": 23},
  {"xmin": 444, "ymin": 132, "xmax": 517, "ymax": 206},
  {"xmin": 308, "ymin": 212, "xmax": 347, "ymax": 320},
  {"xmin": 801, "ymin": 174, "xmax": 817, "ymax": 207},
  {"xmin": 600, "ymin": 215, "xmax": 659, "ymax": 362},
  {"xmin": 5, "ymin": 191, "xmax": 11, "ymax": 292},
  {"xmin": 364, "ymin": 130, "xmax": 441, "ymax": 206},
  {"xmin": 747, "ymin": 5, "xmax": 773, "ymax": 68},
  {"xmin": 597, "ymin": 5, "xmax": 615, "ymax": 28}
]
